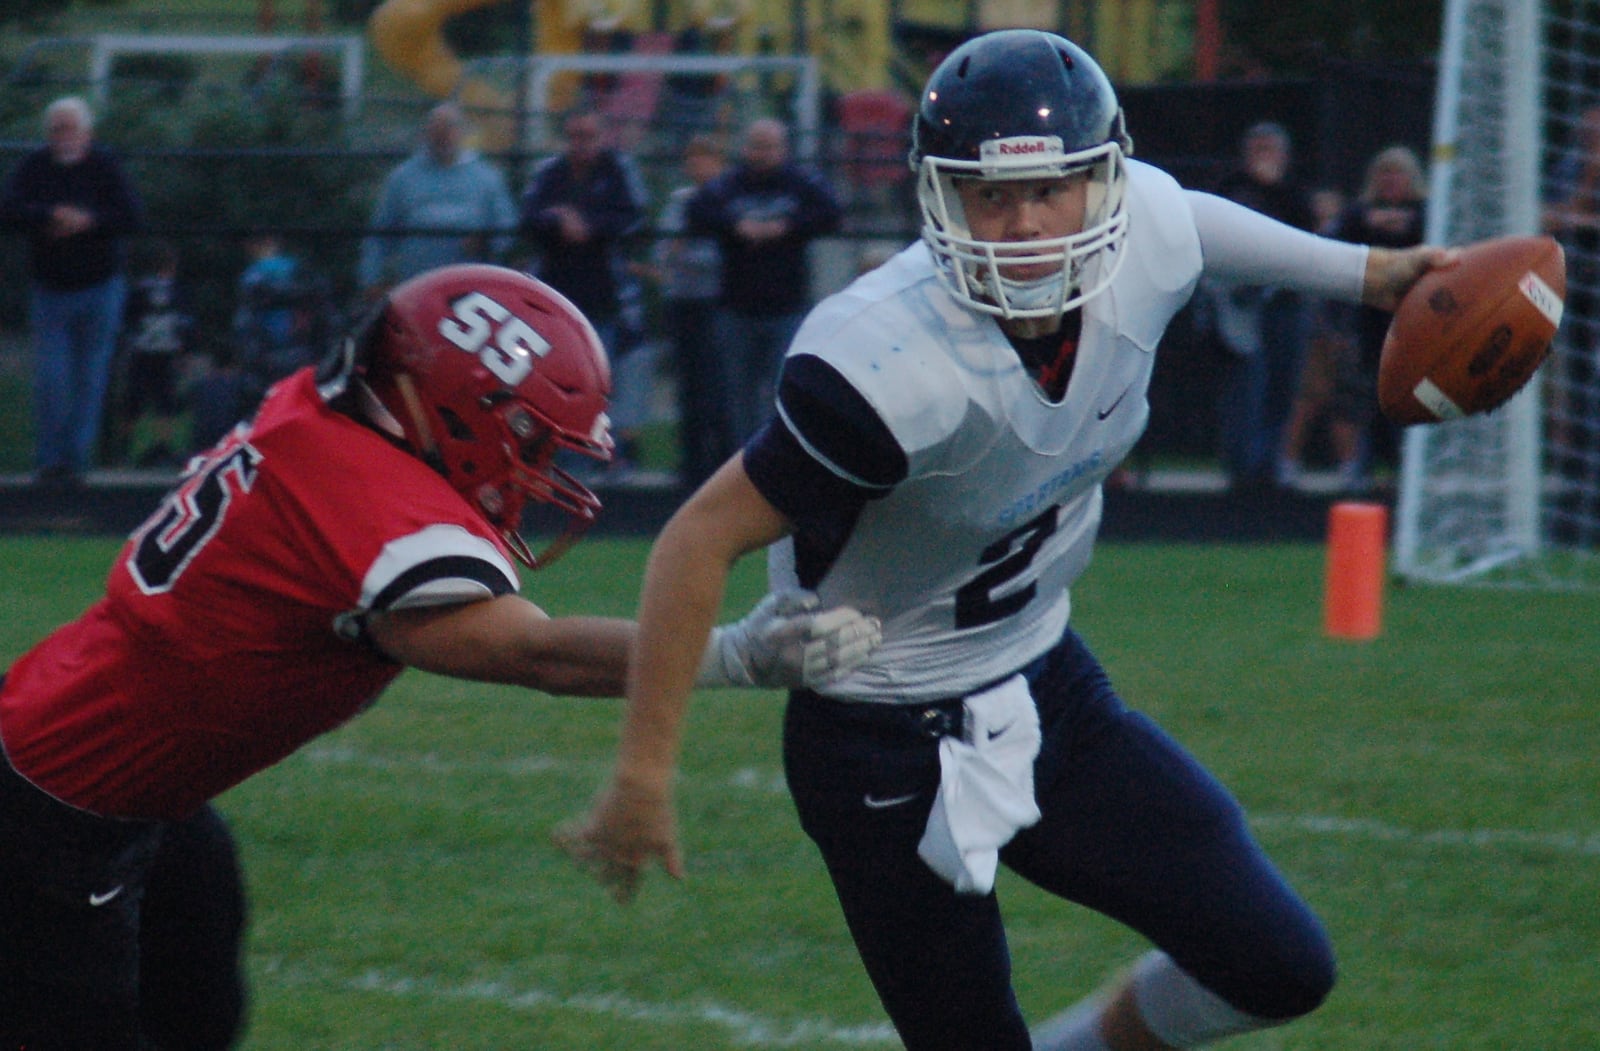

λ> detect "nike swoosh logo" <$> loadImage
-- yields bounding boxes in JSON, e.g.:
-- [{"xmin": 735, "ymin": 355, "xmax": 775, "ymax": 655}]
[
  {"xmin": 1097, "ymin": 385, "xmax": 1133, "ymax": 420},
  {"xmin": 986, "ymin": 722, "xmax": 1015, "ymax": 741},
  {"xmin": 89, "ymin": 885, "xmax": 125, "ymax": 907},
  {"xmin": 863, "ymin": 792, "xmax": 918, "ymax": 810}
]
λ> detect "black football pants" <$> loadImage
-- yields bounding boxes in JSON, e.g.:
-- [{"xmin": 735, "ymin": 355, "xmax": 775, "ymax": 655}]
[{"xmin": 0, "ymin": 745, "xmax": 246, "ymax": 1051}]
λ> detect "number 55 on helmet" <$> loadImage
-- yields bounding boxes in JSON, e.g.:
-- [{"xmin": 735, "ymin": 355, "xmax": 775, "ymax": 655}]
[{"xmin": 324, "ymin": 263, "xmax": 614, "ymax": 567}]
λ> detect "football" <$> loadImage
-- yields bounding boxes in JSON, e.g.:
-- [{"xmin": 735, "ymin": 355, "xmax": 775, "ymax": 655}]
[{"xmin": 1377, "ymin": 234, "xmax": 1566, "ymax": 425}]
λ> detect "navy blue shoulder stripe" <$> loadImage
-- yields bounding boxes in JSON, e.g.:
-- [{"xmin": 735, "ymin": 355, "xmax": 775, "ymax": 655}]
[{"xmin": 778, "ymin": 355, "xmax": 909, "ymax": 488}]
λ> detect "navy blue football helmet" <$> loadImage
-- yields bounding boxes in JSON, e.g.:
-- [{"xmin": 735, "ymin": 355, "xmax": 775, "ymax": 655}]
[{"xmin": 910, "ymin": 30, "xmax": 1132, "ymax": 319}]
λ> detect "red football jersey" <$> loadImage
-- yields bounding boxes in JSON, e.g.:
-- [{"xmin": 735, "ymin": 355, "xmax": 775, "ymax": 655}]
[{"xmin": 0, "ymin": 370, "xmax": 522, "ymax": 819}]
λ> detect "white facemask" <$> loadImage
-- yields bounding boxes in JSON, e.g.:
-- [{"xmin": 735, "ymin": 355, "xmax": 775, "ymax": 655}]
[{"xmin": 917, "ymin": 136, "xmax": 1129, "ymax": 319}]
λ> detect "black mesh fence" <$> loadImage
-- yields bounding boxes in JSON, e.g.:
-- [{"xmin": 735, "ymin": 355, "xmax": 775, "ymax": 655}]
[{"xmin": 0, "ymin": 55, "xmax": 1434, "ymax": 470}]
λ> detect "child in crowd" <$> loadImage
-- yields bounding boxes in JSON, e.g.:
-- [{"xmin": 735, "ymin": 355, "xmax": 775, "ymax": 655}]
[{"xmin": 117, "ymin": 239, "xmax": 193, "ymax": 468}]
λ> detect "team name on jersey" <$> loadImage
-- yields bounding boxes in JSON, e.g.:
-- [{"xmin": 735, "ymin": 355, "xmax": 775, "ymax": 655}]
[{"xmin": 996, "ymin": 449, "xmax": 1104, "ymax": 528}]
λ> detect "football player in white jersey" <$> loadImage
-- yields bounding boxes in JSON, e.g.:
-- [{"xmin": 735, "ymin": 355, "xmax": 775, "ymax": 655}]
[{"xmin": 559, "ymin": 30, "xmax": 1453, "ymax": 1051}]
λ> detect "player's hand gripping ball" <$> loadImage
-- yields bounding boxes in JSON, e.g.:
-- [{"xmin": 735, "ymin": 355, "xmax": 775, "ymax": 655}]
[{"xmin": 1378, "ymin": 235, "xmax": 1566, "ymax": 425}]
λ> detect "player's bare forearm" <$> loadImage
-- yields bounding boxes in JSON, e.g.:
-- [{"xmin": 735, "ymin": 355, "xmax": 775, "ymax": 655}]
[
  {"xmin": 554, "ymin": 459, "xmax": 792, "ymax": 902},
  {"xmin": 1362, "ymin": 244, "xmax": 1457, "ymax": 311},
  {"xmin": 513, "ymin": 615, "xmax": 638, "ymax": 696},
  {"xmin": 615, "ymin": 519, "xmax": 728, "ymax": 791},
  {"xmin": 368, "ymin": 597, "xmax": 636, "ymax": 696},
  {"xmin": 616, "ymin": 456, "xmax": 794, "ymax": 791}
]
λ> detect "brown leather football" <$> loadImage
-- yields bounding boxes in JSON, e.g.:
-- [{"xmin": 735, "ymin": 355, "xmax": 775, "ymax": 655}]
[{"xmin": 1378, "ymin": 235, "xmax": 1566, "ymax": 425}]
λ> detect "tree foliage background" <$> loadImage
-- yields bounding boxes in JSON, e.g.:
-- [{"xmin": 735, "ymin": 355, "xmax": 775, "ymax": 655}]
[
  {"xmin": 1221, "ymin": 1, "xmax": 1444, "ymax": 72},
  {"xmin": 2, "ymin": 0, "xmax": 109, "ymax": 30}
]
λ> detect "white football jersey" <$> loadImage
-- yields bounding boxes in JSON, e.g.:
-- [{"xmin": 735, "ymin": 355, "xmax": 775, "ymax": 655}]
[{"xmin": 769, "ymin": 159, "xmax": 1203, "ymax": 702}]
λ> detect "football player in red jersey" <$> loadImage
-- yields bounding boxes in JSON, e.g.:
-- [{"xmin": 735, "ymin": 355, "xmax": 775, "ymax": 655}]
[{"xmin": 0, "ymin": 264, "xmax": 880, "ymax": 1050}]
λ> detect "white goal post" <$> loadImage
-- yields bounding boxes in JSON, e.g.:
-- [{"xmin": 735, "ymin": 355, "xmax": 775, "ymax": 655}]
[
  {"xmin": 1393, "ymin": 0, "xmax": 1600, "ymax": 588},
  {"xmin": 86, "ymin": 34, "xmax": 367, "ymax": 120}
]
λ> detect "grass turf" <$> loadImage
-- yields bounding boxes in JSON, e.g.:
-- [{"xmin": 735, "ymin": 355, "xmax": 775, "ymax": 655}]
[{"xmin": 1, "ymin": 535, "xmax": 1597, "ymax": 1048}]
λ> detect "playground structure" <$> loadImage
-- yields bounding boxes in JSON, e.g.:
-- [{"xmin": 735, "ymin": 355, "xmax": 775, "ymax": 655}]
[
  {"xmin": 367, "ymin": 0, "xmax": 831, "ymax": 153},
  {"xmin": 361, "ymin": 0, "xmax": 1215, "ymax": 151},
  {"xmin": 56, "ymin": 0, "xmax": 1221, "ymax": 160},
  {"xmin": 27, "ymin": 0, "xmax": 1223, "ymax": 152}
]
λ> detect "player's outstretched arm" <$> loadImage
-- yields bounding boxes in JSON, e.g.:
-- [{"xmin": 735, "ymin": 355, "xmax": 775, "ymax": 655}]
[
  {"xmin": 367, "ymin": 582, "xmax": 876, "ymax": 698},
  {"xmin": 556, "ymin": 455, "xmax": 797, "ymax": 903},
  {"xmin": 699, "ymin": 589, "xmax": 881, "ymax": 689},
  {"xmin": 368, "ymin": 597, "xmax": 635, "ymax": 696}
]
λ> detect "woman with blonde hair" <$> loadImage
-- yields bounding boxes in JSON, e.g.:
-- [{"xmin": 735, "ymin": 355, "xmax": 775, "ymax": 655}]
[{"xmin": 1325, "ymin": 144, "xmax": 1429, "ymax": 490}]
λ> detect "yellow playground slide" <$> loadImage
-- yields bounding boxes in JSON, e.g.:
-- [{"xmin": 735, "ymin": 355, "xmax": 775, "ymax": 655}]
[{"xmin": 367, "ymin": 0, "xmax": 586, "ymax": 148}]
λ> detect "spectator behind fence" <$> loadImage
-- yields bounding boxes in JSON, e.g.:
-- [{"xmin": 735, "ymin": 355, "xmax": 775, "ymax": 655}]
[
  {"xmin": 519, "ymin": 109, "xmax": 652, "ymax": 473},
  {"xmin": 1204, "ymin": 120, "xmax": 1317, "ymax": 490},
  {"xmin": 357, "ymin": 101, "xmax": 517, "ymax": 301},
  {"xmin": 0, "ymin": 95, "xmax": 144, "ymax": 491},
  {"xmin": 638, "ymin": 132, "xmax": 731, "ymax": 488},
  {"xmin": 234, "ymin": 233, "xmax": 335, "ymax": 399},
  {"xmin": 191, "ymin": 233, "xmax": 335, "ymax": 451},
  {"xmin": 116, "ymin": 239, "xmax": 194, "ymax": 469},
  {"xmin": 1275, "ymin": 187, "xmax": 1354, "ymax": 489},
  {"xmin": 688, "ymin": 117, "xmax": 843, "ymax": 443},
  {"xmin": 1328, "ymin": 144, "xmax": 1428, "ymax": 489}
]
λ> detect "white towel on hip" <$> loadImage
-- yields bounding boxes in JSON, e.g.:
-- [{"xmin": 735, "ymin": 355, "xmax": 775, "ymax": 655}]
[{"xmin": 916, "ymin": 674, "xmax": 1043, "ymax": 895}]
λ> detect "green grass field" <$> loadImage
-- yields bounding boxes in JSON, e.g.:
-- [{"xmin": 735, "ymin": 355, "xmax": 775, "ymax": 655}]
[{"xmin": 2, "ymin": 535, "xmax": 1598, "ymax": 1049}]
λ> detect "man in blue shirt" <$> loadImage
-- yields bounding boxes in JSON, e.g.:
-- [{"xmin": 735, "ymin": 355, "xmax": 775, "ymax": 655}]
[{"xmin": 357, "ymin": 102, "xmax": 518, "ymax": 301}]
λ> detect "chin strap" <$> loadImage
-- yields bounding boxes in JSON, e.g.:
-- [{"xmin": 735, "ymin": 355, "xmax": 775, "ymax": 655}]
[
  {"xmin": 508, "ymin": 520, "xmax": 585, "ymax": 572},
  {"xmin": 389, "ymin": 372, "xmax": 453, "ymax": 478},
  {"xmin": 392, "ymin": 373, "xmax": 437, "ymax": 455},
  {"xmin": 353, "ymin": 379, "xmax": 406, "ymax": 441}
]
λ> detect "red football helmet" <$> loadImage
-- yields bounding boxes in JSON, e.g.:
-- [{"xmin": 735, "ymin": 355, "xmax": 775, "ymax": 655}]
[{"xmin": 347, "ymin": 264, "xmax": 613, "ymax": 568}]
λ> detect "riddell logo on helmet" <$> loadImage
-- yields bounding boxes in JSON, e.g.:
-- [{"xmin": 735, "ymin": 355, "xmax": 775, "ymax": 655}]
[{"xmin": 979, "ymin": 136, "xmax": 1065, "ymax": 163}]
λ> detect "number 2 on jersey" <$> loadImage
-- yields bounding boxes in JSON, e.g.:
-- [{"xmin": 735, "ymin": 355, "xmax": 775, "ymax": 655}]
[{"xmin": 953, "ymin": 506, "xmax": 1059, "ymax": 629}]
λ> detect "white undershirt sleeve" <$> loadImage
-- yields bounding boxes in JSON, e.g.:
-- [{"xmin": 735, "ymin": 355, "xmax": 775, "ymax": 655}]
[{"xmin": 1186, "ymin": 189, "xmax": 1370, "ymax": 303}]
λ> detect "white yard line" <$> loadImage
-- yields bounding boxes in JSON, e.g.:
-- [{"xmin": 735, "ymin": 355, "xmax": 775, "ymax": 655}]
[
  {"xmin": 295, "ymin": 747, "xmax": 1600, "ymax": 860},
  {"xmin": 300, "ymin": 742, "xmax": 598, "ymax": 777},
  {"xmin": 258, "ymin": 959, "xmax": 898, "ymax": 1047},
  {"xmin": 1250, "ymin": 812, "xmax": 1600, "ymax": 857}
]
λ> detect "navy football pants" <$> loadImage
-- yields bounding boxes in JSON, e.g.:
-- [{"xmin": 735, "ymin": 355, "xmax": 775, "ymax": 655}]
[{"xmin": 783, "ymin": 627, "xmax": 1335, "ymax": 1050}]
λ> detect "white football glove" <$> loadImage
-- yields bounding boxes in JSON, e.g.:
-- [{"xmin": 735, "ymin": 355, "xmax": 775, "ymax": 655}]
[{"xmin": 697, "ymin": 589, "xmax": 882, "ymax": 689}]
